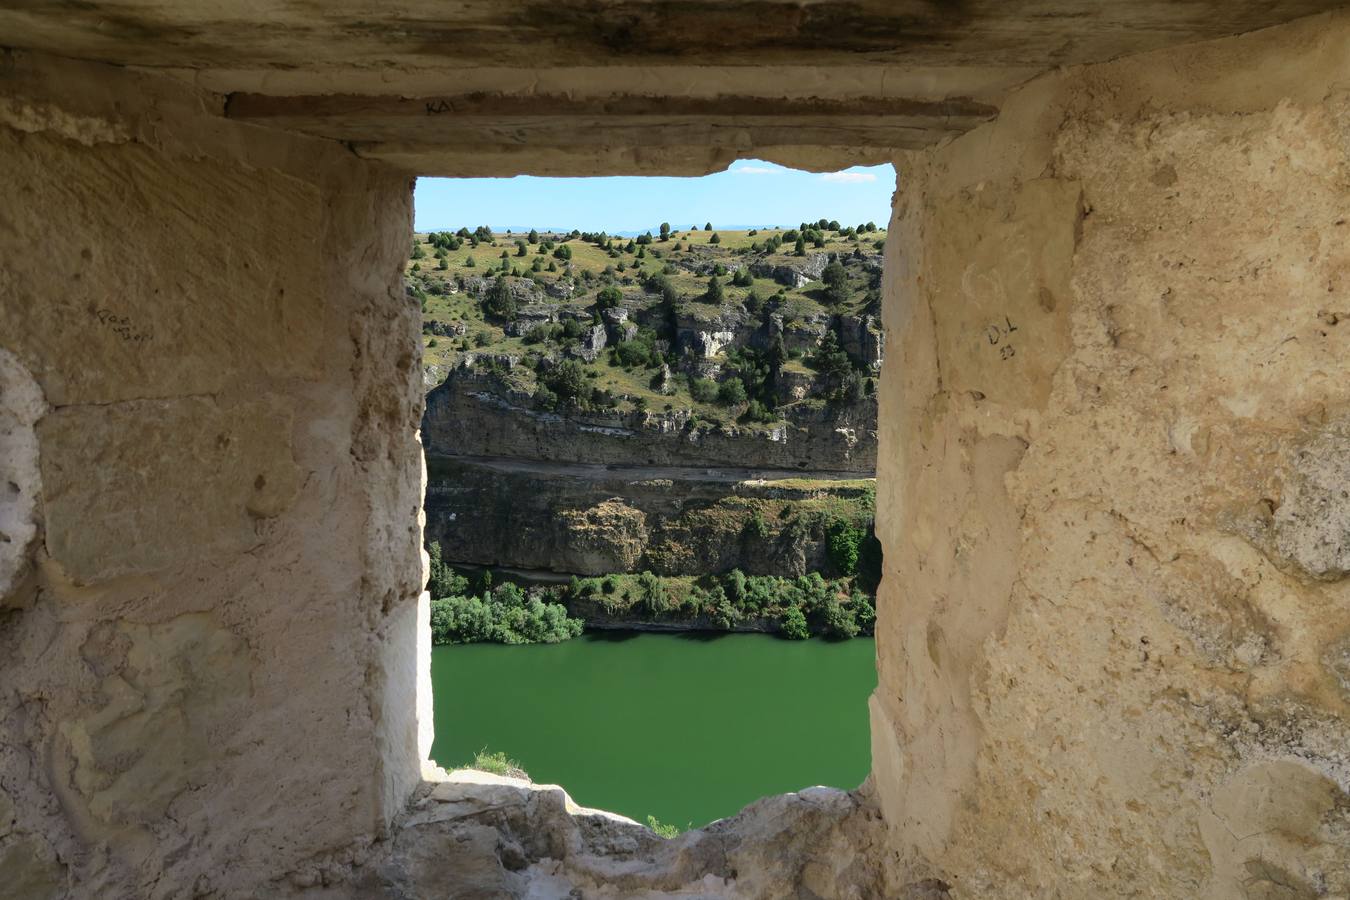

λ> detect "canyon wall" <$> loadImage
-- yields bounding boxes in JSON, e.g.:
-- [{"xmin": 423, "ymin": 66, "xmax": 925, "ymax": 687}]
[
  {"xmin": 423, "ymin": 372, "xmax": 878, "ymax": 472},
  {"xmin": 873, "ymin": 11, "xmax": 1350, "ymax": 896},
  {"xmin": 0, "ymin": 52, "xmax": 426, "ymax": 897},
  {"xmin": 425, "ymin": 457, "xmax": 871, "ymax": 577}
]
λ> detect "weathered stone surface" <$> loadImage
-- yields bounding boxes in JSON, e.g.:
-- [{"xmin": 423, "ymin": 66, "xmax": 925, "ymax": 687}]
[
  {"xmin": 874, "ymin": 11, "xmax": 1350, "ymax": 896},
  {"xmin": 38, "ymin": 397, "xmax": 301, "ymax": 584},
  {"xmin": 1266, "ymin": 420, "xmax": 1350, "ymax": 579},
  {"xmin": 0, "ymin": 127, "xmax": 324, "ymax": 406},
  {"xmin": 0, "ymin": 52, "xmax": 427, "ymax": 899},
  {"xmin": 0, "ymin": 350, "xmax": 45, "ymax": 604},
  {"xmin": 0, "ymin": 834, "xmax": 64, "ymax": 900},
  {"xmin": 4, "ymin": 5, "xmax": 1350, "ymax": 898},
  {"xmin": 59, "ymin": 613, "xmax": 251, "ymax": 826},
  {"xmin": 364, "ymin": 770, "xmax": 891, "ymax": 899}
]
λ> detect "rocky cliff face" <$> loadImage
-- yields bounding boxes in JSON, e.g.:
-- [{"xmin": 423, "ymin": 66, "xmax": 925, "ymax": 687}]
[
  {"xmin": 423, "ymin": 372, "xmax": 877, "ymax": 473},
  {"xmin": 426, "ymin": 456, "xmax": 872, "ymax": 576}
]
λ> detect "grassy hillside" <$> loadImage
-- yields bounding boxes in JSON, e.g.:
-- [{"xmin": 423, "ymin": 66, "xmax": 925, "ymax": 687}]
[{"xmin": 408, "ymin": 220, "xmax": 885, "ymax": 430}]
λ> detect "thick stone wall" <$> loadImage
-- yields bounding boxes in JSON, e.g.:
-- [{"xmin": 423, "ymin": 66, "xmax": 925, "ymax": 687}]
[
  {"xmin": 872, "ymin": 11, "xmax": 1350, "ymax": 896},
  {"xmin": 4, "ymin": 8, "xmax": 1350, "ymax": 897},
  {"xmin": 0, "ymin": 53, "xmax": 426, "ymax": 897}
]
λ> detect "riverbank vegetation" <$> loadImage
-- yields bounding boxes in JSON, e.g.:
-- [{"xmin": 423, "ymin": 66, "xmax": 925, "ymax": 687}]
[{"xmin": 427, "ymin": 541, "xmax": 877, "ymax": 645}]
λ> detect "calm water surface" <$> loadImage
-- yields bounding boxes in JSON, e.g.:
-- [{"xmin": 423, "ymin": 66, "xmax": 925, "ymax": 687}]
[{"xmin": 430, "ymin": 632, "xmax": 875, "ymax": 827}]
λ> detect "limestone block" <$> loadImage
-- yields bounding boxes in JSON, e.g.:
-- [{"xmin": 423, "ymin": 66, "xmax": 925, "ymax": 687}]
[
  {"xmin": 1198, "ymin": 760, "xmax": 1349, "ymax": 899},
  {"xmin": 1269, "ymin": 421, "xmax": 1350, "ymax": 579},
  {"xmin": 928, "ymin": 177, "xmax": 1081, "ymax": 408},
  {"xmin": 38, "ymin": 396, "xmax": 300, "ymax": 584},
  {"xmin": 0, "ymin": 128, "xmax": 323, "ymax": 406},
  {"xmin": 0, "ymin": 349, "xmax": 45, "ymax": 603},
  {"xmin": 58, "ymin": 613, "xmax": 250, "ymax": 827},
  {"xmin": 0, "ymin": 835, "xmax": 63, "ymax": 900}
]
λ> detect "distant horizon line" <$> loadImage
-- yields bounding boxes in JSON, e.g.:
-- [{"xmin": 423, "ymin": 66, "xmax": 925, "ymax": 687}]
[{"xmin": 414, "ymin": 222, "xmax": 882, "ymax": 236}]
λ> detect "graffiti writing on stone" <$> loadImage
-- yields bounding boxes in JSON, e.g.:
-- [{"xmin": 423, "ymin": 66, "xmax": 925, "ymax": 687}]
[{"xmin": 95, "ymin": 309, "xmax": 153, "ymax": 344}]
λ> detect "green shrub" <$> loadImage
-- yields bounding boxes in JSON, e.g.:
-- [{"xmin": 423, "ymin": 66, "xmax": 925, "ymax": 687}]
[
  {"xmin": 426, "ymin": 541, "xmax": 469, "ymax": 599},
  {"xmin": 827, "ymin": 521, "xmax": 864, "ymax": 576},
  {"xmin": 820, "ymin": 595, "xmax": 860, "ymax": 639},
  {"xmin": 481, "ymin": 275, "xmax": 518, "ymax": 320},
  {"xmin": 780, "ymin": 606, "xmax": 809, "ymax": 640},
  {"xmin": 717, "ymin": 378, "xmax": 747, "ymax": 406},
  {"xmin": 821, "ymin": 259, "xmax": 849, "ymax": 305},
  {"xmin": 541, "ymin": 359, "xmax": 591, "ymax": 407},
  {"xmin": 689, "ymin": 377, "xmax": 718, "ymax": 403},
  {"xmin": 638, "ymin": 570, "xmax": 669, "ymax": 615}
]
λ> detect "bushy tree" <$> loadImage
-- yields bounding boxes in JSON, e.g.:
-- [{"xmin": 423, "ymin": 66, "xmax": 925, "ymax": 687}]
[
  {"xmin": 708, "ymin": 232, "xmax": 721, "ymax": 244},
  {"xmin": 820, "ymin": 596, "xmax": 860, "ymax": 639},
  {"xmin": 541, "ymin": 359, "xmax": 591, "ymax": 406},
  {"xmin": 717, "ymin": 378, "xmax": 747, "ymax": 406},
  {"xmin": 528, "ymin": 228, "xmax": 540, "ymax": 244},
  {"xmin": 704, "ymin": 222, "xmax": 713, "ymax": 231},
  {"xmin": 532, "ymin": 384, "xmax": 558, "ymax": 411},
  {"xmin": 705, "ymin": 275, "xmax": 725, "ymax": 304},
  {"xmin": 659, "ymin": 222, "xmax": 671, "ymax": 240},
  {"xmin": 596, "ymin": 285, "xmax": 622, "ymax": 309},
  {"xmin": 794, "ymin": 235, "xmax": 806, "ymax": 256},
  {"xmin": 827, "ymin": 520, "xmax": 864, "ymax": 575},
  {"xmin": 780, "ymin": 606, "xmax": 809, "ymax": 640},
  {"xmin": 481, "ymin": 275, "xmax": 518, "ymax": 320},
  {"xmin": 689, "ymin": 377, "xmax": 718, "ymax": 403},
  {"xmin": 638, "ymin": 571, "xmax": 669, "ymax": 615},
  {"xmin": 821, "ymin": 259, "xmax": 849, "ymax": 305},
  {"xmin": 809, "ymin": 330, "xmax": 852, "ymax": 379}
]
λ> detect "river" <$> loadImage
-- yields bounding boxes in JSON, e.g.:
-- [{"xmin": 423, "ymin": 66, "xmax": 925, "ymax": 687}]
[{"xmin": 430, "ymin": 632, "xmax": 876, "ymax": 828}]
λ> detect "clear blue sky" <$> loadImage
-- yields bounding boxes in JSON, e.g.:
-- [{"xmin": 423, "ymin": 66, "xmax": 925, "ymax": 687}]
[{"xmin": 414, "ymin": 160, "xmax": 895, "ymax": 235}]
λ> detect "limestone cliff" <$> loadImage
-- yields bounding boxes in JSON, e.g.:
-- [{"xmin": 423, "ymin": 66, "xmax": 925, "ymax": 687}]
[
  {"xmin": 425, "ymin": 456, "xmax": 873, "ymax": 577},
  {"xmin": 423, "ymin": 371, "xmax": 877, "ymax": 473}
]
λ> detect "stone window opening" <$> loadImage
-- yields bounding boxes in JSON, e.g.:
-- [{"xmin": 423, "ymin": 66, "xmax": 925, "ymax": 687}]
[{"xmin": 403, "ymin": 169, "xmax": 894, "ymax": 894}]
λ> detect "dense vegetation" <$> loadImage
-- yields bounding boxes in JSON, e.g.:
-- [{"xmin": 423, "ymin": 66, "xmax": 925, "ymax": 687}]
[
  {"xmin": 410, "ymin": 220, "xmax": 884, "ymax": 430},
  {"xmin": 427, "ymin": 541, "xmax": 877, "ymax": 644},
  {"xmin": 428, "ymin": 543, "xmax": 584, "ymax": 644}
]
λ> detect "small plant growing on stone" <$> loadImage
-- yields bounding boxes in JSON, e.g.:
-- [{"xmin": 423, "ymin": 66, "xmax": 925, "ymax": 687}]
[
  {"xmin": 466, "ymin": 749, "xmax": 529, "ymax": 780},
  {"xmin": 646, "ymin": 816, "xmax": 683, "ymax": 839}
]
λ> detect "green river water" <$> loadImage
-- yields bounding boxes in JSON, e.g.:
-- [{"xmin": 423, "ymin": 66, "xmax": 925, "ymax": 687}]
[{"xmin": 430, "ymin": 632, "xmax": 876, "ymax": 828}]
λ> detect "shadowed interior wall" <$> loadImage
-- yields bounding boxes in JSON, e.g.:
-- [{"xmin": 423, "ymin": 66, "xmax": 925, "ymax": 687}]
[
  {"xmin": 873, "ymin": 11, "xmax": 1350, "ymax": 896},
  {"xmin": 0, "ymin": 54, "xmax": 426, "ymax": 897}
]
